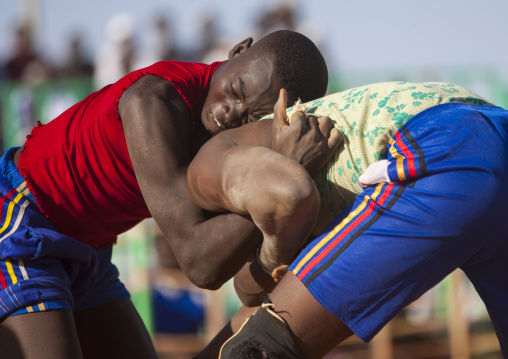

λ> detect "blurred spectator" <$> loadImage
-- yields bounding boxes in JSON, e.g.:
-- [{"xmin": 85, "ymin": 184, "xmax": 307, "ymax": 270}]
[
  {"xmin": 256, "ymin": 2, "xmax": 296, "ymax": 36},
  {"xmin": 195, "ymin": 15, "xmax": 219, "ymax": 61},
  {"xmin": 58, "ymin": 34, "xmax": 94, "ymax": 78},
  {"xmin": 3, "ymin": 22, "xmax": 50, "ymax": 84},
  {"xmin": 94, "ymin": 13, "xmax": 151, "ymax": 89},
  {"xmin": 194, "ymin": 14, "xmax": 230, "ymax": 64},
  {"xmin": 148, "ymin": 15, "xmax": 182, "ymax": 62}
]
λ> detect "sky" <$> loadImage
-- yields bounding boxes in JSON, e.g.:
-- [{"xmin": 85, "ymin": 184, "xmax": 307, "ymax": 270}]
[{"xmin": 1, "ymin": 0, "xmax": 507, "ymax": 87}]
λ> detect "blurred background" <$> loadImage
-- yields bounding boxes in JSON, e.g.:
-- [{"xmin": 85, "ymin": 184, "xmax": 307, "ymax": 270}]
[{"xmin": 1, "ymin": 0, "xmax": 506, "ymax": 358}]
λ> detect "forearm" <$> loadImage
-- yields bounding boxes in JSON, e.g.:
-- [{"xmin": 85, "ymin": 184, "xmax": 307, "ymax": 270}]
[
  {"xmin": 167, "ymin": 210, "xmax": 262, "ymax": 290},
  {"xmin": 119, "ymin": 78, "xmax": 265, "ymax": 290},
  {"xmin": 237, "ymin": 148, "xmax": 320, "ymax": 269},
  {"xmin": 199, "ymin": 147, "xmax": 320, "ymax": 303},
  {"xmin": 189, "ymin": 145, "xmax": 320, "ymax": 268},
  {"xmin": 233, "ymin": 259, "xmax": 278, "ymax": 307}
]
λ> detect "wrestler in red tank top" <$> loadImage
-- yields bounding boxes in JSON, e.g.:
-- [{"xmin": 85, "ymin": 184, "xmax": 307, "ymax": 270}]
[{"xmin": 17, "ymin": 61, "xmax": 222, "ymax": 248}]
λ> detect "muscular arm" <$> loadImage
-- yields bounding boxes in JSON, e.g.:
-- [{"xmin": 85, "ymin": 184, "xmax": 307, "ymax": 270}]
[
  {"xmin": 187, "ymin": 122, "xmax": 321, "ymax": 266},
  {"xmin": 187, "ymin": 121, "xmax": 321, "ymax": 304},
  {"xmin": 119, "ymin": 75, "xmax": 262, "ymax": 290},
  {"xmin": 187, "ymin": 89, "xmax": 341, "ymax": 303}
]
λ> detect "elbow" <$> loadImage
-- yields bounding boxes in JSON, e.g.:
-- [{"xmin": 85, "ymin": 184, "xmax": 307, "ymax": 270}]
[
  {"xmin": 180, "ymin": 261, "xmax": 227, "ymax": 291},
  {"xmin": 272, "ymin": 168, "xmax": 321, "ymax": 222},
  {"xmin": 248, "ymin": 161, "xmax": 320, "ymax": 222},
  {"xmin": 192, "ymin": 275, "xmax": 224, "ymax": 291}
]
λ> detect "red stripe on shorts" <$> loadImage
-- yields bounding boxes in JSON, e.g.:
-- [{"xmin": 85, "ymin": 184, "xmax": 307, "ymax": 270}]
[
  {"xmin": 0, "ymin": 266, "xmax": 6, "ymax": 289},
  {"xmin": 297, "ymin": 184, "xmax": 395, "ymax": 281},
  {"xmin": 395, "ymin": 132, "xmax": 416, "ymax": 178}
]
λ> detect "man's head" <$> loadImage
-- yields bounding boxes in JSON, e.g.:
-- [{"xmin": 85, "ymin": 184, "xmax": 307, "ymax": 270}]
[{"xmin": 201, "ymin": 30, "xmax": 328, "ymax": 134}]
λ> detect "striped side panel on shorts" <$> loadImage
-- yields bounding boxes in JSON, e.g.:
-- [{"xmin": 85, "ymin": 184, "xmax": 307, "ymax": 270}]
[
  {"xmin": 388, "ymin": 125, "xmax": 426, "ymax": 183},
  {"xmin": 0, "ymin": 182, "xmax": 31, "ymax": 244},
  {"xmin": 292, "ymin": 182, "xmax": 408, "ymax": 286},
  {"xmin": 0, "ymin": 181, "xmax": 47, "ymax": 314}
]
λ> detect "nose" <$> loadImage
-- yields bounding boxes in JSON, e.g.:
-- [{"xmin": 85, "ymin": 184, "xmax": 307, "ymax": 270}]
[{"xmin": 213, "ymin": 102, "xmax": 245, "ymax": 128}]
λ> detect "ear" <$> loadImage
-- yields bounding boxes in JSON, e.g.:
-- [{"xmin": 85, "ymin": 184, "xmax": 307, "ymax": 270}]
[{"xmin": 228, "ymin": 37, "xmax": 253, "ymax": 60}]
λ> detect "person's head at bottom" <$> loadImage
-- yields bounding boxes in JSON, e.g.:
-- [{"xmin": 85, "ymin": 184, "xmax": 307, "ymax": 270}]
[
  {"xmin": 225, "ymin": 337, "xmax": 278, "ymax": 359},
  {"xmin": 219, "ymin": 298, "xmax": 308, "ymax": 359}
]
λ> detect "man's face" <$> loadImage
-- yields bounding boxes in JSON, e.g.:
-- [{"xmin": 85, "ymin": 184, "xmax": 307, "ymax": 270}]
[{"xmin": 201, "ymin": 53, "xmax": 281, "ymax": 134}]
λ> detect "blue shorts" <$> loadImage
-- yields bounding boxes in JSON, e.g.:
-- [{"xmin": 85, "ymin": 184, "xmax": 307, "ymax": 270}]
[
  {"xmin": 0, "ymin": 147, "xmax": 129, "ymax": 319},
  {"xmin": 290, "ymin": 103, "xmax": 508, "ymax": 355}
]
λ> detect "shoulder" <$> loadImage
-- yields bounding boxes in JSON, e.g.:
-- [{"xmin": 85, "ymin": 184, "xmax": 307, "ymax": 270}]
[
  {"xmin": 122, "ymin": 75, "xmax": 174, "ymax": 101},
  {"xmin": 119, "ymin": 75, "xmax": 186, "ymax": 112}
]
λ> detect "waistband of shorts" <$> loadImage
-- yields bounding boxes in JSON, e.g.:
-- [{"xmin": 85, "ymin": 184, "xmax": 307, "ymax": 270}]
[{"xmin": 0, "ymin": 147, "xmax": 36, "ymax": 204}]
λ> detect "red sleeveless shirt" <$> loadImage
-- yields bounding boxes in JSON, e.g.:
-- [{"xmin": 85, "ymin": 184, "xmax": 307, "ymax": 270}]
[{"xmin": 17, "ymin": 61, "xmax": 223, "ymax": 248}]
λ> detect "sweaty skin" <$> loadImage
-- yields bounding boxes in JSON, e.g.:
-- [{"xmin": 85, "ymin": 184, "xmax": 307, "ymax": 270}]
[
  {"xmin": 119, "ymin": 39, "xmax": 288, "ymax": 290},
  {"xmin": 187, "ymin": 89, "xmax": 342, "ymax": 301},
  {"xmin": 195, "ymin": 82, "xmax": 501, "ymax": 359},
  {"xmin": 8, "ymin": 38, "xmax": 283, "ymax": 359},
  {"xmin": 6, "ymin": 31, "xmax": 331, "ymax": 359},
  {"xmin": 189, "ymin": 90, "xmax": 342, "ymax": 359}
]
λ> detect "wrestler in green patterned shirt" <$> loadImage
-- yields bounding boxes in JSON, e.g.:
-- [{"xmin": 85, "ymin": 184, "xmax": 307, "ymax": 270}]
[{"xmin": 264, "ymin": 81, "xmax": 491, "ymax": 235}]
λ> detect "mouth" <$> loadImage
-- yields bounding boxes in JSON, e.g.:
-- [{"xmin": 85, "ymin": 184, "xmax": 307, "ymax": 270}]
[{"xmin": 211, "ymin": 112, "xmax": 224, "ymax": 130}]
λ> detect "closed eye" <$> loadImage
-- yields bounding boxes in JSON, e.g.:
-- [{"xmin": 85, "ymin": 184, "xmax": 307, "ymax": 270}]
[
  {"xmin": 238, "ymin": 78, "xmax": 247, "ymax": 99},
  {"xmin": 230, "ymin": 82, "xmax": 239, "ymax": 100}
]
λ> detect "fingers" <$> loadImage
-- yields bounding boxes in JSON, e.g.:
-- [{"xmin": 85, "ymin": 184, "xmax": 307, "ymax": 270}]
[
  {"xmin": 288, "ymin": 111, "xmax": 309, "ymax": 129},
  {"xmin": 315, "ymin": 116, "xmax": 342, "ymax": 150},
  {"xmin": 273, "ymin": 89, "xmax": 289, "ymax": 128},
  {"xmin": 328, "ymin": 128, "xmax": 343, "ymax": 150},
  {"xmin": 317, "ymin": 116, "xmax": 333, "ymax": 138},
  {"xmin": 271, "ymin": 265, "xmax": 290, "ymax": 283},
  {"xmin": 303, "ymin": 115, "xmax": 328, "ymax": 142},
  {"xmin": 289, "ymin": 114, "xmax": 333, "ymax": 143},
  {"xmin": 274, "ymin": 100, "xmax": 342, "ymax": 151},
  {"xmin": 307, "ymin": 115, "xmax": 320, "ymax": 140}
]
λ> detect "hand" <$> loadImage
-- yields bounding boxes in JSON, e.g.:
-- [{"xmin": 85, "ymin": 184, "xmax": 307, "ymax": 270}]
[{"xmin": 271, "ymin": 89, "xmax": 342, "ymax": 177}]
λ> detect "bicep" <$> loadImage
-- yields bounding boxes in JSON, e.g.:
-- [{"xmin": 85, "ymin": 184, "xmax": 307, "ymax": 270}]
[
  {"xmin": 119, "ymin": 76, "xmax": 203, "ymax": 236},
  {"xmin": 119, "ymin": 78, "xmax": 267, "ymax": 288}
]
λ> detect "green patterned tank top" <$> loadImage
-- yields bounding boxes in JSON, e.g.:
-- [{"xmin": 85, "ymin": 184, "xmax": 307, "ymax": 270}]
[{"xmin": 264, "ymin": 81, "xmax": 491, "ymax": 235}]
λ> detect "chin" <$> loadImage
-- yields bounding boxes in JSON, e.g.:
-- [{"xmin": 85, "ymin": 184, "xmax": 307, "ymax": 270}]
[{"xmin": 201, "ymin": 120, "xmax": 218, "ymax": 135}]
